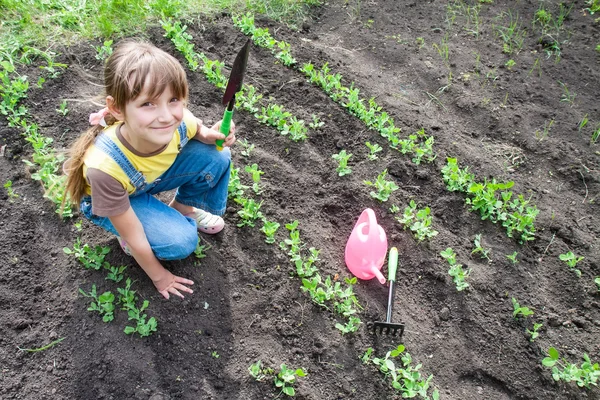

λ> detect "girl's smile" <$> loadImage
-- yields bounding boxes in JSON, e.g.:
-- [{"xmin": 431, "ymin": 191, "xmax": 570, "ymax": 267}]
[{"xmin": 115, "ymin": 84, "xmax": 184, "ymax": 154}]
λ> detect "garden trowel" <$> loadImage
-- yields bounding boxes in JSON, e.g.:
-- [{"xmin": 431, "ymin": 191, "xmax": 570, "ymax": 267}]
[
  {"xmin": 216, "ymin": 39, "xmax": 251, "ymax": 151},
  {"xmin": 367, "ymin": 247, "xmax": 405, "ymax": 337}
]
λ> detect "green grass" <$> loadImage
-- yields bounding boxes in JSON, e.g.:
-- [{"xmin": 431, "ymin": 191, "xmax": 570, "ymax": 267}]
[{"xmin": 0, "ymin": 0, "xmax": 320, "ymax": 57}]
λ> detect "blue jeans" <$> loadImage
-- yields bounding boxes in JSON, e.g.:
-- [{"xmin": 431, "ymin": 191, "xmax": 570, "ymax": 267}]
[{"xmin": 81, "ymin": 140, "xmax": 231, "ymax": 260}]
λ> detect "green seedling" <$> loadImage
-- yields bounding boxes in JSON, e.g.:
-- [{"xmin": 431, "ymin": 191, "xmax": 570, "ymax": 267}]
[
  {"xmin": 471, "ymin": 234, "xmax": 491, "ymax": 261},
  {"xmin": 596, "ymin": 44, "xmax": 600, "ymax": 52},
  {"xmin": 17, "ymin": 337, "xmax": 65, "ymax": 353},
  {"xmin": 535, "ymin": 119, "xmax": 554, "ymax": 141},
  {"xmin": 4, "ymin": 180, "xmax": 18, "ymax": 201},
  {"xmin": 211, "ymin": 351, "xmax": 220, "ymax": 358},
  {"xmin": 512, "ymin": 297, "xmax": 534, "ymax": 319},
  {"xmin": 245, "ymin": 163, "xmax": 264, "ymax": 194},
  {"xmin": 440, "ymin": 248, "xmax": 470, "ymax": 291},
  {"xmin": 73, "ymin": 220, "xmax": 83, "ymax": 232},
  {"xmin": 309, "ymin": 114, "xmax": 324, "ymax": 130},
  {"xmin": 275, "ymin": 41, "xmax": 296, "ymax": 66},
  {"xmin": 371, "ymin": 344, "xmax": 439, "ymax": 399},
  {"xmin": 238, "ymin": 139, "xmax": 255, "ymax": 157},
  {"xmin": 364, "ymin": 169, "xmax": 399, "ymax": 202},
  {"xmin": 94, "ymin": 39, "xmax": 113, "ymax": 60},
  {"xmin": 63, "ymin": 238, "xmax": 110, "ymax": 270},
  {"xmin": 332, "ymin": 150, "xmax": 352, "ymax": 176},
  {"xmin": 591, "ymin": 124, "xmax": 600, "ymax": 144},
  {"xmin": 260, "ymin": 219, "xmax": 280, "ymax": 244},
  {"xmin": 118, "ymin": 279, "xmax": 158, "ymax": 337},
  {"xmin": 79, "ymin": 285, "xmax": 115, "ymax": 323},
  {"xmin": 248, "ymin": 360, "xmax": 267, "ymax": 381},
  {"xmin": 389, "ymin": 204, "xmax": 400, "ymax": 214},
  {"xmin": 505, "ymin": 59, "xmax": 516, "ymax": 69},
  {"xmin": 361, "ymin": 347, "xmax": 374, "ymax": 364},
  {"xmin": 194, "ymin": 242, "xmax": 210, "ymax": 263},
  {"xmin": 506, "ymin": 251, "xmax": 519, "ymax": 264},
  {"xmin": 365, "ymin": 141, "xmax": 383, "ymax": 160},
  {"xmin": 595, "ymin": 277, "xmax": 600, "ymax": 291},
  {"xmin": 104, "ymin": 264, "xmax": 127, "ymax": 283},
  {"xmin": 543, "ymin": 347, "xmax": 600, "ymax": 389},
  {"xmin": 415, "ymin": 37, "xmax": 425, "ymax": 49},
  {"xmin": 36, "ymin": 77, "xmax": 46, "ymax": 88},
  {"xmin": 558, "ymin": 81, "xmax": 576, "ymax": 106},
  {"xmin": 396, "ymin": 200, "xmax": 438, "ymax": 242},
  {"xmin": 274, "ymin": 364, "xmax": 307, "ymax": 397},
  {"xmin": 228, "ymin": 166, "xmax": 249, "ymax": 201},
  {"xmin": 587, "ymin": 0, "xmax": 600, "ymax": 14},
  {"xmin": 578, "ymin": 114, "xmax": 589, "ymax": 132},
  {"xmin": 559, "ymin": 251, "xmax": 584, "ymax": 277},
  {"xmin": 495, "ymin": 11, "xmax": 526, "ymax": 55},
  {"xmin": 526, "ymin": 322, "xmax": 543, "ymax": 342},
  {"xmin": 235, "ymin": 197, "xmax": 264, "ymax": 227}
]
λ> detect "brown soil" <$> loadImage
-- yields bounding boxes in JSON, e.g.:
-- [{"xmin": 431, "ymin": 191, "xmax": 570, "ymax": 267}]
[{"xmin": 1, "ymin": 1, "xmax": 599, "ymax": 399}]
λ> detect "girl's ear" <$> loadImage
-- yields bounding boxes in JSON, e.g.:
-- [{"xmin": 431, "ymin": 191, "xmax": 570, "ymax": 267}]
[{"xmin": 106, "ymin": 96, "xmax": 124, "ymax": 121}]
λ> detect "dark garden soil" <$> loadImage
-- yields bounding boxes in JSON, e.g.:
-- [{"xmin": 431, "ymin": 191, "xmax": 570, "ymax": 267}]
[{"xmin": 1, "ymin": 1, "xmax": 600, "ymax": 399}]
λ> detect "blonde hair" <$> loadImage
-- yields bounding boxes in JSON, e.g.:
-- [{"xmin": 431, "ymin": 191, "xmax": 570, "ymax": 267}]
[{"xmin": 63, "ymin": 40, "xmax": 189, "ymax": 208}]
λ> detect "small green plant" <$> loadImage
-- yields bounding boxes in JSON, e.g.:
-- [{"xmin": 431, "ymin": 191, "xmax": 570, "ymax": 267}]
[
  {"xmin": 526, "ymin": 322, "xmax": 543, "ymax": 342},
  {"xmin": 56, "ymin": 99, "xmax": 69, "ymax": 116},
  {"xmin": 396, "ymin": 200, "xmax": 438, "ymax": 242},
  {"xmin": 193, "ymin": 242, "xmax": 210, "ymax": 265},
  {"xmin": 591, "ymin": 123, "xmax": 600, "ymax": 144},
  {"xmin": 558, "ymin": 81, "xmax": 576, "ymax": 106},
  {"xmin": 471, "ymin": 234, "xmax": 491, "ymax": 261},
  {"xmin": 17, "ymin": 337, "xmax": 65, "ymax": 353},
  {"xmin": 245, "ymin": 163, "xmax": 265, "ymax": 194},
  {"xmin": 512, "ymin": 297, "xmax": 534, "ymax": 319},
  {"xmin": 94, "ymin": 39, "xmax": 114, "ymax": 61},
  {"xmin": 440, "ymin": 248, "xmax": 470, "ymax": 291},
  {"xmin": 535, "ymin": 119, "xmax": 554, "ymax": 141},
  {"xmin": 587, "ymin": 0, "xmax": 600, "ymax": 14},
  {"xmin": 63, "ymin": 239, "xmax": 110, "ymax": 270},
  {"xmin": 371, "ymin": 344, "xmax": 439, "ymax": 399},
  {"xmin": 559, "ymin": 251, "xmax": 584, "ymax": 276},
  {"xmin": 274, "ymin": 364, "xmax": 307, "ymax": 397},
  {"xmin": 118, "ymin": 278, "xmax": 158, "ymax": 337},
  {"xmin": 495, "ymin": 11, "xmax": 526, "ymax": 55},
  {"xmin": 79, "ymin": 285, "xmax": 115, "ymax": 322},
  {"xmin": 308, "ymin": 114, "xmax": 324, "ymax": 130},
  {"xmin": 361, "ymin": 347, "xmax": 374, "ymax": 364},
  {"xmin": 332, "ymin": 150, "xmax": 353, "ymax": 176},
  {"xmin": 4, "ymin": 180, "xmax": 18, "ymax": 201},
  {"xmin": 235, "ymin": 197, "xmax": 264, "ymax": 227},
  {"xmin": 104, "ymin": 264, "xmax": 127, "ymax": 283},
  {"xmin": 238, "ymin": 139, "xmax": 255, "ymax": 157},
  {"xmin": 505, "ymin": 59, "xmax": 516, "ymax": 69},
  {"xmin": 261, "ymin": 219, "xmax": 280, "ymax": 244},
  {"xmin": 364, "ymin": 169, "xmax": 399, "ymax": 202},
  {"xmin": 578, "ymin": 114, "xmax": 589, "ymax": 132},
  {"xmin": 248, "ymin": 360, "xmax": 267, "ymax": 381},
  {"xmin": 228, "ymin": 166, "xmax": 249, "ymax": 201},
  {"xmin": 595, "ymin": 277, "xmax": 600, "ymax": 291},
  {"xmin": 542, "ymin": 347, "xmax": 600, "ymax": 389},
  {"xmin": 415, "ymin": 37, "xmax": 425, "ymax": 49},
  {"xmin": 596, "ymin": 43, "xmax": 600, "ymax": 52},
  {"xmin": 506, "ymin": 251, "xmax": 519, "ymax": 264},
  {"xmin": 73, "ymin": 219, "xmax": 83, "ymax": 232},
  {"xmin": 211, "ymin": 351, "xmax": 220, "ymax": 358},
  {"xmin": 365, "ymin": 141, "xmax": 383, "ymax": 160}
]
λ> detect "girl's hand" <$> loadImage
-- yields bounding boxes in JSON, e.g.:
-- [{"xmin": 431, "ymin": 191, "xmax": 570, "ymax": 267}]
[
  {"xmin": 196, "ymin": 120, "xmax": 236, "ymax": 147},
  {"xmin": 152, "ymin": 269, "xmax": 194, "ymax": 300}
]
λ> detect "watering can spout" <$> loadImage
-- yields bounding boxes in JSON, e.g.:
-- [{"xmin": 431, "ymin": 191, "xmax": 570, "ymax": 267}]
[{"xmin": 372, "ymin": 265, "xmax": 386, "ymax": 285}]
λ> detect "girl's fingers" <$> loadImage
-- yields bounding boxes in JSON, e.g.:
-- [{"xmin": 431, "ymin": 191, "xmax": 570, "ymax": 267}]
[
  {"xmin": 170, "ymin": 287, "xmax": 184, "ymax": 299},
  {"xmin": 175, "ymin": 277, "xmax": 194, "ymax": 285},
  {"xmin": 160, "ymin": 290, "xmax": 171, "ymax": 300}
]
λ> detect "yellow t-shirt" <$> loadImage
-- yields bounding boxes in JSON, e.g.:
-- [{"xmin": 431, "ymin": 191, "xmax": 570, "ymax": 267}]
[{"xmin": 83, "ymin": 108, "xmax": 198, "ymax": 195}]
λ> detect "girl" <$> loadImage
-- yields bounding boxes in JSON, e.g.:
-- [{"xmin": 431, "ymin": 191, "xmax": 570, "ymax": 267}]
[{"xmin": 64, "ymin": 40, "xmax": 235, "ymax": 300}]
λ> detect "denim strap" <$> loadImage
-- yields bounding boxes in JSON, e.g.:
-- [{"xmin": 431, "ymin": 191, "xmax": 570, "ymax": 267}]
[
  {"xmin": 94, "ymin": 134, "xmax": 147, "ymax": 191},
  {"xmin": 178, "ymin": 121, "xmax": 189, "ymax": 150}
]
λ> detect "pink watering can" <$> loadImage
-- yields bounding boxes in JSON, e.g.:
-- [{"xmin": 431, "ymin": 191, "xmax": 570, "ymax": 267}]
[{"xmin": 345, "ymin": 208, "xmax": 387, "ymax": 284}]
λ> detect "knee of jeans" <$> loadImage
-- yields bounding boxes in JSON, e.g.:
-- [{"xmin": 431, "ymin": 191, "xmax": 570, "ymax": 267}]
[
  {"xmin": 214, "ymin": 148, "xmax": 231, "ymax": 174},
  {"xmin": 158, "ymin": 229, "xmax": 198, "ymax": 260}
]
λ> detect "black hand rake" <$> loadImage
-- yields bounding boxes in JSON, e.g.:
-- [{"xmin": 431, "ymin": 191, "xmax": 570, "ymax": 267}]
[{"xmin": 367, "ymin": 247, "xmax": 405, "ymax": 337}]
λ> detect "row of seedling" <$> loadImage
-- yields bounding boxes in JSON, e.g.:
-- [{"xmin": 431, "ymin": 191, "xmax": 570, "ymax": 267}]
[
  {"xmin": 162, "ymin": 19, "xmax": 310, "ymax": 142},
  {"xmin": 361, "ymin": 345, "xmax": 440, "ymax": 399},
  {"xmin": 63, "ymin": 239, "xmax": 157, "ymax": 337},
  {"xmin": 441, "ymin": 157, "xmax": 538, "ymax": 243},
  {"xmin": 229, "ymin": 162, "xmax": 362, "ymax": 334},
  {"xmin": 230, "ymin": 13, "xmax": 437, "ymax": 166},
  {"xmin": 0, "ymin": 54, "xmax": 72, "ymax": 218}
]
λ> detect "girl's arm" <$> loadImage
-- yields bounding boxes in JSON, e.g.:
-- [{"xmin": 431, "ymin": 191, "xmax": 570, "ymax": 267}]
[{"xmin": 109, "ymin": 207, "xmax": 194, "ymax": 299}]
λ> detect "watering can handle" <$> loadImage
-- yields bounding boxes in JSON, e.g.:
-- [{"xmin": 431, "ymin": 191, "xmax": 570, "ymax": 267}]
[
  {"xmin": 388, "ymin": 247, "xmax": 398, "ymax": 283},
  {"xmin": 365, "ymin": 208, "xmax": 379, "ymax": 242}
]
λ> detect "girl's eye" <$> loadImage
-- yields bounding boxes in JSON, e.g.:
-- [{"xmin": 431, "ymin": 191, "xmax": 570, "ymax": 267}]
[
  {"xmin": 170, "ymin": 97, "xmax": 179, "ymax": 103},
  {"xmin": 141, "ymin": 102, "xmax": 153, "ymax": 107}
]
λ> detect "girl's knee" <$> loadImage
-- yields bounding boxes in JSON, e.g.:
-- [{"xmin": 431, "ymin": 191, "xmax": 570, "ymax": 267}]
[{"xmin": 155, "ymin": 226, "xmax": 198, "ymax": 260}]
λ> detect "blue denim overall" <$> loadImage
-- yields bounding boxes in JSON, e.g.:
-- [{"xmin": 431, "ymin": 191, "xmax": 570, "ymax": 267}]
[{"xmin": 80, "ymin": 122, "xmax": 231, "ymax": 260}]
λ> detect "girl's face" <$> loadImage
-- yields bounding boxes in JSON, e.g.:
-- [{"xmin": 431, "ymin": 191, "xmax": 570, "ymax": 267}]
[{"xmin": 116, "ymin": 84, "xmax": 184, "ymax": 153}]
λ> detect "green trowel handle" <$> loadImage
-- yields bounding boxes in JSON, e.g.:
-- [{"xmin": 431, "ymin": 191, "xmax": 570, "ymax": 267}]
[
  {"xmin": 388, "ymin": 247, "xmax": 399, "ymax": 283},
  {"xmin": 216, "ymin": 108, "xmax": 233, "ymax": 151}
]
